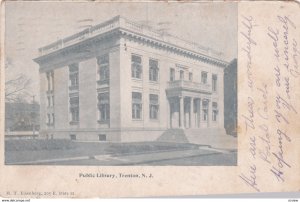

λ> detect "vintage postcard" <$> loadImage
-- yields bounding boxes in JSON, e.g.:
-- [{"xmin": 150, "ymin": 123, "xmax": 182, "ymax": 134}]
[{"xmin": 0, "ymin": 0, "xmax": 299, "ymax": 198}]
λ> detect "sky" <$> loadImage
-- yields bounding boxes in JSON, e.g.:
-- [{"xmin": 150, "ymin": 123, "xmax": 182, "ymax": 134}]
[{"xmin": 5, "ymin": 2, "xmax": 237, "ymax": 103}]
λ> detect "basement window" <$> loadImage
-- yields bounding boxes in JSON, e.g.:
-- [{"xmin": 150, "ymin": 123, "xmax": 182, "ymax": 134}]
[
  {"xmin": 98, "ymin": 134, "xmax": 106, "ymax": 141},
  {"xmin": 70, "ymin": 134, "xmax": 76, "ymax": 141}
]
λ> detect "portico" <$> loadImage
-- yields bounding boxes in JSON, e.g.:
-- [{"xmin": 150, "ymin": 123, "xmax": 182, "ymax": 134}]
[
  {"xmin": 168, "ymin": 96, "xmax": 214, "ymax": 129},
  {"xmin": 166, "ymin": 79, "xmax": 216, "ymax": 129}
]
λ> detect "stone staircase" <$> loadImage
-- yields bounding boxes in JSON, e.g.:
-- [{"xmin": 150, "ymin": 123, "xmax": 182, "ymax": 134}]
[
  {"xmin": 156, "ymin": 129, "xmax": 189, "ymax": 143},
  {"xmin": 156, "ymin": 128, "xmax": 237, "ymax": 150}
]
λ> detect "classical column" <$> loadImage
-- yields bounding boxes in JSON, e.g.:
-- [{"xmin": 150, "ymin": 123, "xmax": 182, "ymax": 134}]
[
  {"xmin": 190, "ymin": 97, "xmax": 194, "ymax": 128},
  {"xmin": 51, "ymin": 71, "xmax": 54, "ymax": 91},
  {"xmin": 49, "ymin": 72, "xmax": 53, "ymax": 91},
  {"xmin": 199, "ymin": 98, "xmax": 202, "ymax": 128},
  {"xmin": 47, "ymin": 73, "xmax": 50, "ymax": 91},
  {"xmin": 179, "ymin": 96, "xmax": 184, "ymax": 128},
  {"xmin": 208, "ymin": 99, "xmax": 212, "ymax": 128},
  {"xmin": 168, "ymin": 99, "xmax": 172, "ymax": 129}
]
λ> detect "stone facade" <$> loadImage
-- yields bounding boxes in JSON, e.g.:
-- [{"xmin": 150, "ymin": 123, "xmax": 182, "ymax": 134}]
[{"xmin": 34, "ymin": 16, "xmax": 229, "ymax": 142}]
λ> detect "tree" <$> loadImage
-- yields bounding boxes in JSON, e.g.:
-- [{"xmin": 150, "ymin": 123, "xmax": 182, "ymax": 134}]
[{"xmin": 5, "ymin": 57, "xmax": 32, "ymax": 102}]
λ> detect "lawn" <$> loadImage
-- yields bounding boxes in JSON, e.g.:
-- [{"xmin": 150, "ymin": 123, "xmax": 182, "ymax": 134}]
[{"xmin": 5, "ymin": 139, "xmax": 199, "ymax": 164}]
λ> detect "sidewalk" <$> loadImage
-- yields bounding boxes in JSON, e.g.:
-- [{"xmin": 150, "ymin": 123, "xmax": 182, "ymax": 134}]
[
  {"xmin": 96, "ymin": 147, "xmax": 219, "ymax": 165},
  {"xmin": 8, "ymin": 146, "xmax": 234, "ymax": 165},
  {"xmin": 186, "ymin": 133, "xmax": 237, "ymax": 150}
]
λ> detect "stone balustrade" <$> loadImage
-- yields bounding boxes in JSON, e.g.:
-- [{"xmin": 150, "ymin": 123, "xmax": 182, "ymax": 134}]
[
  {"xmin": 168, "ymin": 80, "xmax": 211, "ymax": 93},
  {"xmin": 38, "ymin": 16, "xmax": 223, "ymax": 59}
]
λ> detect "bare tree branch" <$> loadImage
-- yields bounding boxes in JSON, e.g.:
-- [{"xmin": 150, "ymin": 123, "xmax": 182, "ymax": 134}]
[{"xmin": 5, "ymin": 57, "xmax": 32, "ymax": 102}]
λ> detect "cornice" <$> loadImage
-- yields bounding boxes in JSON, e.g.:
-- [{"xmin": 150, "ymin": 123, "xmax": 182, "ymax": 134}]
[
  {"xmin": 36, "ymin": 31, "xmax": 121, "ymax": 72},
  {"xmin": 34, "ymin": 16, "xmax": 230, "ymax": 69},
  {"xmin": 119, "ymin": 29, "xmax": 229, "ymax": 68}
]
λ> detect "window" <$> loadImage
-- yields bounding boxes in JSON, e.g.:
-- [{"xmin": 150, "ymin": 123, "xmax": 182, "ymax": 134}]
[
  {"xmin": 99, "ymin": 134, "xmax": 106, "ymax": 141},
  {"xmin": 132, "ymin": 92, "xmax": 142, "ymax": 119},
  {"xmin": 46, "ymin": 71, "xmax": 54, "ymax": 92},
  {"xmin": 51, "ymin": 72, "xmax": 54, "ymax": 91},
  {"xmin": 70, "ymin": 96, "xmax": 79, "ymax": 123},
  {"xmin": 47, "ymin": 96, "xmax": 54, "ymax": 107},
  {"xmin": 47, "ymin": 113, "xmax": 51, "ymax": 125},
  {"xmin": 149, "ymin": 94, "xmax": 159, "ymax": 120},
  {"xmin": 170, "ymin": 68, "xmax": 175, "ymax": 81},
  {"xmin": 149, "ymin": 59, "xmax": 159, "ymax": 82},
  {"xmin": 212, "ymin": 102, "xmax": 218, "ymax": 121},
  {"xmin": 202, "ymin": 100, "xmax": 208, "ymax": 121},
  {"xmin": 98, "ymin": 93, "xmax": 110, "ymax": 122},
  {"xmin": 69, "ymin": 64, "xmax": 79, "ymax": 89},
  {"xmin": 52, "ymin": 96, "xmax": 55, "ymax": 106},
  {"xmin": 46, "ymin": 72, "xmax": 51, "ymax": 91},
  {"xmin": 212, "ymin": 74, "xmax": 217, "ymax": 91},
  {"xmin": 47, "ymin": 96, "xmax": 51, "ymax": 107},
  {"xmin": 70, "ymin": 134, "xmax": 76, "ymax": 141},
  {"xmin": 97, "ymin": 54, "xmax": 109, "ymax": 83},
  {"xmin": 201, "ymin": 72, "xmax": 208, "ymax": 84},
  {"xmin": 131, "ymin": 55, "xmax": 142, "ymax": 79},
  {"xmin": 180, "ymin": 70, "xmax": 184, "ymax": 80},
  {"xmin": 52, "ymin": 113, "xmax": 55, "ymax": 125},
  {"xmin": 189, "ymin": 72, "xmax": 193, "ymax": 81},
  {"xmin": 70, "ymin": 108, "xmax": 79, "ymax": 123}
]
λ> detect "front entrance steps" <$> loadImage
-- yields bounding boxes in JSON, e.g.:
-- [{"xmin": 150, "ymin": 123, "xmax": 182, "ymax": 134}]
[
  {"xmin": 156, "ymin": 129, "xmax": 189, "ymax": 143},
  {"xmin": 157, "ymin": 128, "xmax": 237, "ymax": 150}
]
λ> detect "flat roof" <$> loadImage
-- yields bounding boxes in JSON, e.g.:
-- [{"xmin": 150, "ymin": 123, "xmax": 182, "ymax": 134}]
[{"xmin": 37, "ymin": 16, "xmax": 225, "ymax": 60}]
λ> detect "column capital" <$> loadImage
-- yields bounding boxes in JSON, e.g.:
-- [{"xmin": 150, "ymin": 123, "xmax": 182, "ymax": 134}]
[{"xmin": 203, "ymin": 98, "xmax": 210, "ymax": 102}]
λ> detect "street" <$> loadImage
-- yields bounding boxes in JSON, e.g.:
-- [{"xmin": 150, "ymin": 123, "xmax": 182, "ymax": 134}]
[
  {"xmin": 5, "ymin": 140, "xmax": 237, "ymax": 166},
  {"xmin": 26, "ymin": 148, "xmax": 237, "ymax": 166}
]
